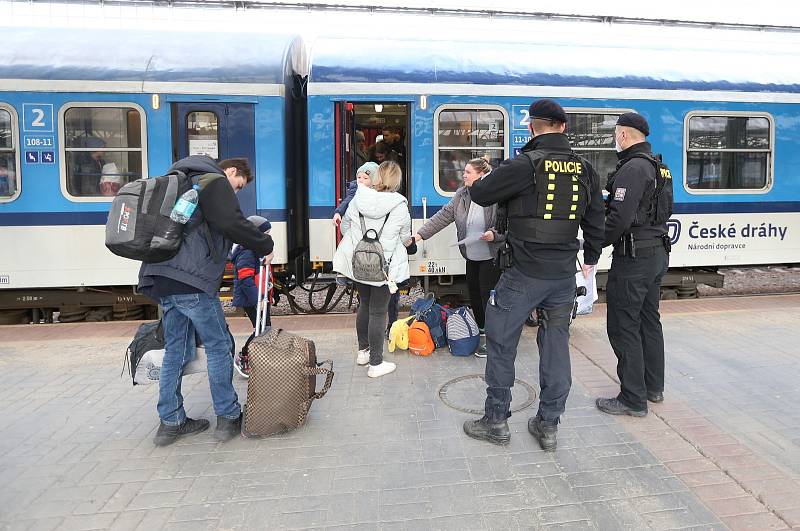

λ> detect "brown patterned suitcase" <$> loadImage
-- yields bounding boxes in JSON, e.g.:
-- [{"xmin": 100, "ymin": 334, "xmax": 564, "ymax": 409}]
[{"xmin": 242, "ymin": 327, "xmax": 334, "ymax": 437}]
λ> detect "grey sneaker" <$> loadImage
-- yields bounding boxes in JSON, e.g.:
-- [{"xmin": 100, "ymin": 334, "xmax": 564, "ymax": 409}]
[
  {"xmin": 474, "ymin": 344, "xmax": 488, "ymax": 358},
  {"xmin": 595, "ymin": 397, "xmax": 647, "ymax": 417},
  {"xmin": 153, "ymin": 418, "xmax": 209, "ymax": 447}
]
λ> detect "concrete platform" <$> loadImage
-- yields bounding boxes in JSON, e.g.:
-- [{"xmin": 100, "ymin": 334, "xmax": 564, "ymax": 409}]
[{"xmin": 0, "ymin": 295, "xmax": 799, "ymax": 530}]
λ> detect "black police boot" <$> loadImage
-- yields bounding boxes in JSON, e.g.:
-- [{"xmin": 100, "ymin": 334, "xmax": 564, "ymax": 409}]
[
  {"xmin": 214, "ymin": 413, "xmax": 243, "ymax": 442},
  {"xmin": 153, "ymin": 417, "xmax": 209, "ymax": 447},
  {"xmin": 647, "ymin": 391, "xmax": 664, "ymax": 403},
  {"xmin": 463, "ymin": 416, "xmax": 510, "ymax": 445},
  {"xmin": 595, "ymin": 397, "xmax": 647, "ymax": 417},
  {"xmin": 527, "ymin": 416, "xmax": 558, "ymax": 452}
]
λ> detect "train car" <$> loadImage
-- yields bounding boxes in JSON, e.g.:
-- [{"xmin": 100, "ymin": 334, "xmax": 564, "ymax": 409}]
[
  {"xmin": 0, "ymin": 26, "xmax": 306, "ymax": 322},
  {"xmin": 305, "ymin": 21, "xmax": 800, "ymax": 297},
  {"xmin": 3, "ymin": 14, "xmax": 800, "ymax": 322}
]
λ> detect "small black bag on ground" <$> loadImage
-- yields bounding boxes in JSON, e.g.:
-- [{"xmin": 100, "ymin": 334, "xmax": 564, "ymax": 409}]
[{"xmin": 124, "ymin": 319, "xmax": 235, "ymax": 385}]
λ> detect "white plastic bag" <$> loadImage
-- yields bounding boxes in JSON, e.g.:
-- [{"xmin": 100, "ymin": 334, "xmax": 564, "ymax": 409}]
[
  {"xmin": 575, "ymin": 263, "xmax": 598, "ymax": 316},
  {"xmin": 133, "ymin": 347, "xmax": 208, "ymax": 385}
]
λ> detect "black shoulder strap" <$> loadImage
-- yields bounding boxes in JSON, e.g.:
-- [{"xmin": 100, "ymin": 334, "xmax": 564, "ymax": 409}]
[
  {"xmin": 376, "ymin": 213, "xmax": 390, "ymax": 239},
  {"xmin": 359, "ymin": 213, "xmax": 391, "ymax": 238}
]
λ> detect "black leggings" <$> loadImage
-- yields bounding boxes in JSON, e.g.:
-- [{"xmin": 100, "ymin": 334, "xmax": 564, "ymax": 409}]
[
  {"xmin": 466, "ymin": 258, "xmax": 501, "ymax": 329},
  {"xmin": 354, "ymin": 282, "xmax": 391, "ymax": 366}
]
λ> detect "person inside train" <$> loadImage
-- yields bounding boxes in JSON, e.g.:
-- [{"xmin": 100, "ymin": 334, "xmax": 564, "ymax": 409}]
[
  {"xmin": 382, "ymin": 126, "xmax": 406, "ymax": 176},
  {"xmin": 409, "ymin": 157, "xmax": 503, "ymax": 357},
  {"xmin": 231, "ymin": 214, "xmax": 274, "ymax": 378},
  {"xmin": 368, "ymin": 140, "xmax": 399, "ymax": 165},
  {"xmin": 333, "ymin": 161, "xmax": 412, "ymax": 378},
  {"xmin": 355, "ymin": 130, "xmax": 369, "ymax": 170},
  {"xmin": 98, "ymin": 161, "xmax": 123, "ymax": 197},
  {"xmin": 70, "ymin": 136, "xmax": 106, "ymax": 196}
]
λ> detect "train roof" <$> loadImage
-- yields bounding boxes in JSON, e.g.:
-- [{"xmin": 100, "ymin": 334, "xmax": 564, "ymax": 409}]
[
  {"xmin": 307, "ymin": 20, "xmax": 800, "ymax": 95},
  {"xmin": 2, "ymin": 27, "xmax": 306, "ymax": 92}
]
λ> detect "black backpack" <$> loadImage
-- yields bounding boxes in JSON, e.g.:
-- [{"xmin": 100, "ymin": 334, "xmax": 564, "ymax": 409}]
[
  {"xmin": 124, "ymin": 319, "xmax": 235, "ymax": 386},
  {"xmin": 105, "ymin": 171, "xmax": 192, "ymax": 263},
  {"xmin": 630, "ymin": 153, "xmax": 674, "ymax": 225}
]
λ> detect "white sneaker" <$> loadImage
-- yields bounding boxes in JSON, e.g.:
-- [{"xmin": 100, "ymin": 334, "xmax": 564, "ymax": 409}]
[
  {"xmin": 356, "ymin": 348, "xmax": 370, "ymax": 366},
  {"xmin": 367, "ymin": 361, "xmax": 396, "ymax": 378}
]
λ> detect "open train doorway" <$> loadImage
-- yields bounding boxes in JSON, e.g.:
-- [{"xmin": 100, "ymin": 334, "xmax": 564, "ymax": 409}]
[{"xmin": 335, "ymin": 102, "xmax": 410, "ymax": 220}]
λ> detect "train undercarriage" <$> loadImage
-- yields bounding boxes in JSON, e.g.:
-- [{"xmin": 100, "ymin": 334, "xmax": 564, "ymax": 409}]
[{"xmin": 0, "ymin": 266, "xmax": 725, "ymax": 324}]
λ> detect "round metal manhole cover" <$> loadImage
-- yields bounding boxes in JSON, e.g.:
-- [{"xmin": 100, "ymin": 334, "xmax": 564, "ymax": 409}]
[{"xmin": 438, "ymin": 374, "xmax": 537, "ymax": 415}]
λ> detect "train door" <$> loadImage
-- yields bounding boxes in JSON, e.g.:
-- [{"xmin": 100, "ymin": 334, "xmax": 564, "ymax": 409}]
[
  {"xmin": 334, "ymin": 102, "xmax": 411, "ymax": 217},
  {"xmin": 171, "ymin": 102, "xmax": 257, "ymax": 216}
]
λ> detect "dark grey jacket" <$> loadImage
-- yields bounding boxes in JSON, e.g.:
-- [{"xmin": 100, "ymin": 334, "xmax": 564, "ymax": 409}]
[
  {"xmin": 138, "ymin": 156, "xmax": 273, "ymax": 296},
  {"xmin": 417, "ymin": 185, "xmax": 505, "ymax": 260}
]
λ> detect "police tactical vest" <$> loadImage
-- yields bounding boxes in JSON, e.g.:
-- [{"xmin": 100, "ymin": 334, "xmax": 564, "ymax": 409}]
[
  {"xmin": 506, "ymin": 149, "xmax": 592, "ymax": 244},
  {"xmin": 607, "ymin": 153, "xmax": 674, "ymax": 229}
]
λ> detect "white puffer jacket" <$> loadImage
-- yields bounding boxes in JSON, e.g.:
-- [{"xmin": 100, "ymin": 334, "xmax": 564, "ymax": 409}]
[{"xmin": 333, "ymin": 186, "xmax": 412, "ymax": 287}]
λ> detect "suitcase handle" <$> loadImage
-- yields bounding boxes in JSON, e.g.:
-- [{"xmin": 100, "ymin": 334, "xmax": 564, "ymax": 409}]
[{"xmin": 306, "ymin": 359, "xmax": 334, "ymax": 399}]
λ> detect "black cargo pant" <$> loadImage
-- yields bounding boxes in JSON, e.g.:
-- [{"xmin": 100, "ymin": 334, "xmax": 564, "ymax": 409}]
[
  {"xmin": 483, "ymin": 266, "xmax": 576, "ymax": 423},
  {"xmin": 606, "ymin": 243, "xmax": 669, "ymax": 411}
]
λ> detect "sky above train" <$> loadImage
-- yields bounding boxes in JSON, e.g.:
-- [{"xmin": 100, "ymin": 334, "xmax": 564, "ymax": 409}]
[{"xmin": 2, "ymin": 0, "xmax": 799, "ymax": 29}]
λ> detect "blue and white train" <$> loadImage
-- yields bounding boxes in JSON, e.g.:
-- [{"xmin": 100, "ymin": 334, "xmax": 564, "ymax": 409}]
[{"xmin": 1, "ymin": 15, "xmax": 799, "ymax": 319}]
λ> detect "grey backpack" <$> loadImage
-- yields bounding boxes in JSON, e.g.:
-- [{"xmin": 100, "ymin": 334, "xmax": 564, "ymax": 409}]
[
  {"xmin": 105, "ymin": 171, "xmax": 191, "ymax": 263},
  {"xmin": 352, "ymin": 213, "xmax": 390, "ymax": 282}
]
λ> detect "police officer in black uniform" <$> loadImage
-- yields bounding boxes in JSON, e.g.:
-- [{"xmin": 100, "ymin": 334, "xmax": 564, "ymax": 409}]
[
  {"xmin": 596, "ymin": 112, "xmax": 674, "ymax": 417},
  {"xmin": 463, "ymin": 99, "xmax": 605, "ymax": 450}
]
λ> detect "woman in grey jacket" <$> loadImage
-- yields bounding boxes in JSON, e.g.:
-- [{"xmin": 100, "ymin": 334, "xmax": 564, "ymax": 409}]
[{"xmin": 411, "ymin": 158, "xmax": 502, "ymax": 356}]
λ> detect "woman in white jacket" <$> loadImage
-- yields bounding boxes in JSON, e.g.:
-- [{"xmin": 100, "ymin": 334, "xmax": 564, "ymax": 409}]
[{"xmin": 333, "ymin": 161, "xmax": 411, "ymax": 378}]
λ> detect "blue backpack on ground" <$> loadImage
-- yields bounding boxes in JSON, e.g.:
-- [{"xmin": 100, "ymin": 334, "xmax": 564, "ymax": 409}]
[
  {"xmin": 446, "ymin": 307, "xmax": 480, "ymax": 356},
  {"xmin": 410, "ymin": 293, "xmax": 448, "ymax": 349}
]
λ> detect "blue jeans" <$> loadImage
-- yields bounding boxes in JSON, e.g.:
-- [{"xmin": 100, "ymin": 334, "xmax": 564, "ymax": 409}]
[{"xmin": 158, "ymin": 292, "xmax": 240, "ymax": 425}]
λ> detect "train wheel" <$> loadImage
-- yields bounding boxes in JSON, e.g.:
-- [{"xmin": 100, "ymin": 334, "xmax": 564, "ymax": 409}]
[{"xmin": 677, "ymin": 284, "xmax": 698, "ymax": 299}]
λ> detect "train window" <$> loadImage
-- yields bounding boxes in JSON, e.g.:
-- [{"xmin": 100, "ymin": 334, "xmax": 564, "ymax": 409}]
[
  {"xmin": 186, "ymin": 111, "xmax": 219, "ymax": 159},
  {"xmin": 685, "ymin": 112, "xmax": 773, "ymax": 193},
  {"xmin": 434, "ymin": 105, "xmax": 508, "ymax": 195},
  {"xmin": 565, "ymin": 110, "xmax": 631, "ymax": 189},
  {"xmin": 0, "ymin": 105, "xmax": 20, "ymax": 202},
  {"xmin": 59, "ymin": 103, "xmax": 147, "ymax": 201}
]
